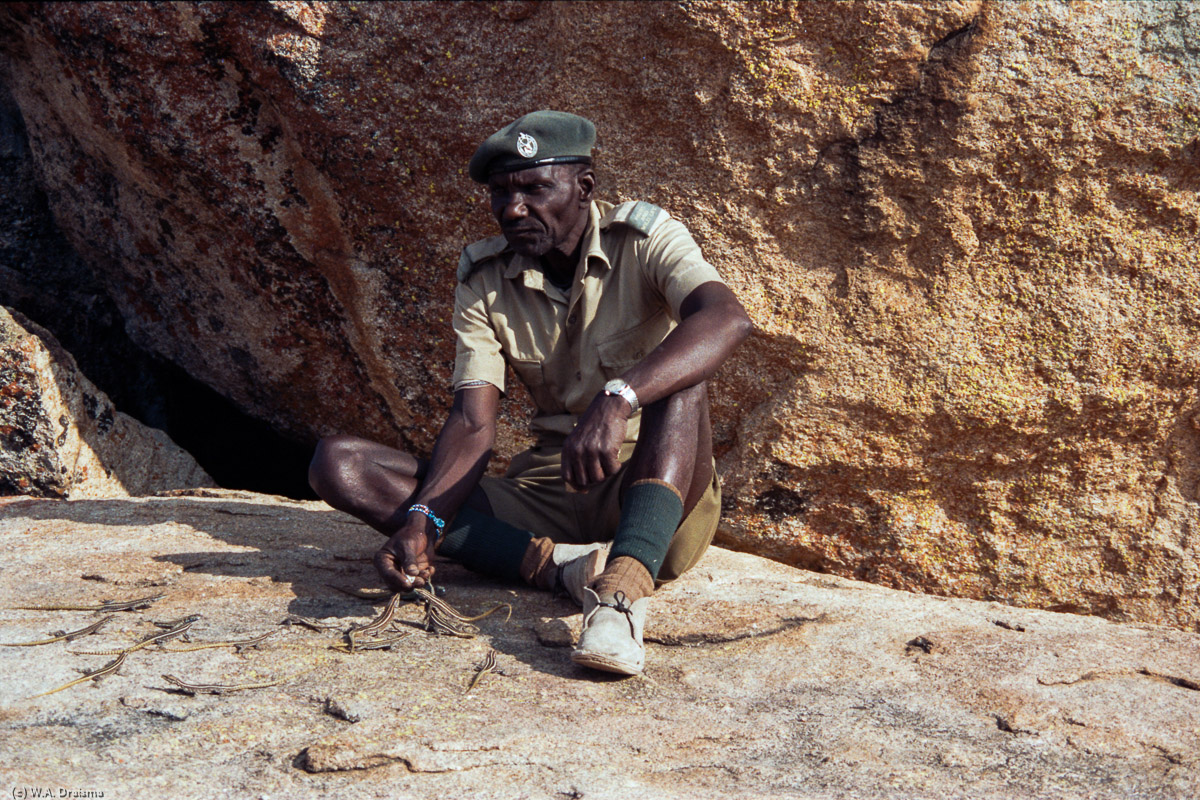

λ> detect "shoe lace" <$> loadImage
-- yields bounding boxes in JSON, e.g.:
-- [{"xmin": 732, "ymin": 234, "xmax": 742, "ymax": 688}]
[
  {"xmin": 595, "ymin": 591, "xmax": 636, "ymax": 636},
  {"xmin": 598, "ymin": 590, "xmax": 632, "ymax": 614}
]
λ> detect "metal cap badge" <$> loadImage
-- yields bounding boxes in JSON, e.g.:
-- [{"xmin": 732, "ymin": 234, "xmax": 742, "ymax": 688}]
[{"xmin": 516, "ymin": 132, "xmax": 538, "ymax": 158}]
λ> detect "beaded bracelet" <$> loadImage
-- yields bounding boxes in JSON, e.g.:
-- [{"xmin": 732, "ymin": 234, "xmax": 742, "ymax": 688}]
[{"xmin": 408, "ymin": 503, "xmax": 445, "ymax": 531}]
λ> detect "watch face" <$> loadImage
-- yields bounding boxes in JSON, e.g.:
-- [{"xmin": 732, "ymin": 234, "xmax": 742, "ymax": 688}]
[{"xmin": 605, "ymin": 379, "xmax": 626, "ymax": 394}]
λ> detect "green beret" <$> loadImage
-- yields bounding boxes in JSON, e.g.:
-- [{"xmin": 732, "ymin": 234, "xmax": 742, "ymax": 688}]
[{"xmin": 468, "ymin": 110, "xmax": 595, "ymax": 183}]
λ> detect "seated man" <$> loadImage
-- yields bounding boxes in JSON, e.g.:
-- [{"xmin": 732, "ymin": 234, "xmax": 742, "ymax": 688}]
[{"xmin": 309, "ymin": 110, "xmax": 752, "ymax": 675}]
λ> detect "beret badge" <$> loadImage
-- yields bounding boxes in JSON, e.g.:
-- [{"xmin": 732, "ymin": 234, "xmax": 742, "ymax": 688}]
[{"xmin": 516, "ymin": 132, "xmax": 538, "ymax": 158}]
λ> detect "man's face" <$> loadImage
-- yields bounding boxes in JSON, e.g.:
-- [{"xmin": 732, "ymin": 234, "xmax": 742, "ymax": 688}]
[{"xmin": 488, "ymin": 165, "xmax": 592, "ymax": 259}]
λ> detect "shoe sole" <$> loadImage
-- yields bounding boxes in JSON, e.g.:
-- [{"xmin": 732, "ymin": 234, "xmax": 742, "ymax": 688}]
[{"xmin": 571, "ymin": 650, "xmax": 642, "ymax": 676}]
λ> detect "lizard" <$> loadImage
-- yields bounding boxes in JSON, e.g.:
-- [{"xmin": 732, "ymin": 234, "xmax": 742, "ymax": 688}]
[
  {"xmin": 328, "ymin": 583, "xmax": 442, "ymax": 602},
  {"xmin": 344, "ymin": 592, "xmax": 406, "ymax": 652},
  {"xmin": 158, "ymin": 631, "xmax": 275, "ymax": 653},
  {"xmin": 280, "ymin": 614, "xmax": 344, "ymax": 632},
  {"xmin": 414, "ymin": 588, "xmax": 511, "ymax": 639},
  {"xmin": 160, "ymin": 674, "xmax": 287, "ymax": 695},
  {"xmin": 12, "ymin": 592, "xmax": 166, "ymax": 613},
  {"xmin": 2, "ymin": 615, "xmax": 113, "ymax": 647},
  {"xmin": 159, "ymin": 663, "xmax": 321, "ymax": 695},
  {"xmin": 330, "ymin": 631, "xmax": 412, "ymax": 652},
  {"xmin": 31, "ymin": 651, "xmax": 128, "ymax": 698},
  {"xmin": 466, "ymin": 648, "xmax": 499, "ymax": 693},
  {"xmin": 70, "ymin": 614, "xmax": 201, "ymax": 656}
]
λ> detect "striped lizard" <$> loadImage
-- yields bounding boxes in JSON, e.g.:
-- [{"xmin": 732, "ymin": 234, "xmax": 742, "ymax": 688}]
[
  {"xmin": 160, "ymin": 663, "xmax": 321, "ymax": 695},
  {"xmin": 2, "ymin": 615, "xmax": 113, "ymax": 647},
  {"xmin": 158, "ymin": 630, "xmax": 275, "ymax": 653},
  {"xmin": 344, "ymin": 592, "xmax": 405, "ymax": 652},
  {"xmin": 328, "ymin": 583, "xmax": 442, "ymax": 602},
  {"xmin": 70, "ymin": 614, "xmax": 201, "ymax": 656},
  {"xmin": 414, "ymin": 588, "xmax": 511, "ymax": 639},
  {"xmin": 160, "ymin": 673, "xmax": 287, "ymax": 695},
  {"xmin": 466, "ymin": 648, "xmax": 499, "ymax": 693},
  {"xmin": 12, "ymin": 593, "xmax": 166, "ymax": 613},
  {"xmin": 330, "ymin": 631, "xmax": 411, "ymax": 652},
  {"xmin": 281, "ymin": 614, "xmax": 343, "ymax": 632},
  {"xmin": 31, "ymin": 651, "xmax": 128, "ymax": 698}
]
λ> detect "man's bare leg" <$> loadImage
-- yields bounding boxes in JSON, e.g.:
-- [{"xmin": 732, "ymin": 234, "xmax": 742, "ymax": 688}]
[
  {"xmin": 621, "ymin": 380, "xmax": 713, "ymax": 516},
  {"xmin": 570, "ymin": 382, "xmax": 713, "ymax": 674},
  {"xmin": 586, "ymin": 381, "xmax": 712, "ymax": 601},
  {"xmin": 309, "ymin": 435, "xmax": 496, "ymax": 532},
  {"xmin": 308, "ymin": 435, "xmax": 429, "ymax": 534},
  {"xmin": 310, "ymin": 434, "xmax": 527, "ymax": 588}
]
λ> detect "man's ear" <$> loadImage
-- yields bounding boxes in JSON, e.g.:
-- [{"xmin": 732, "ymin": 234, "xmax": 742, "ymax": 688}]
[{"xmin": 576, "ymin": 168, "xmax": 595, "ymax": 205}]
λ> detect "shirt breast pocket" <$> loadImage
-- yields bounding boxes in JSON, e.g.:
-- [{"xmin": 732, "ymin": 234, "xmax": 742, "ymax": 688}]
[{"xmin": 595, "ymin": 312, "xmax": 669, "ymax": 379}]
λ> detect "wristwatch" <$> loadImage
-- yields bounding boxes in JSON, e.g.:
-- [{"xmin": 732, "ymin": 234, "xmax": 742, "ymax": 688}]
[{"xmin": 602, "ymin": 378, "xmax": 640, "ymax": 412}]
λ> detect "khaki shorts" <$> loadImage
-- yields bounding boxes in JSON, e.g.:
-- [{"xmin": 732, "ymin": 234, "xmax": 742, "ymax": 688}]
[{"xmin": 478, "ymin": 442, "xmax": 721, "ymax": 582}]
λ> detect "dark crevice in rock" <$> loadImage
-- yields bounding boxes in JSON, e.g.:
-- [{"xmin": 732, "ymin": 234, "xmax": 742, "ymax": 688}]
[
  {"xmin": 0, "ymin": 79, "xmax": 315, "ymax": 500},
  {"xmin": 754, "ymin": 485, "xmax": 813, "ymax": 522},
  {"xmin": 995, "ymin": 714, "xmax": 1036, "ymax": 735},
  {"xmin": 1139, "ymin": 668, "xmax": 1200, "ymax": 692},
  {"xmin": 905, "ymin": 635, "xmax": 936, "ymax": 654},
  {"xmin": 928, "ymin": 18, "xmax": 980, "ymax": 58}
]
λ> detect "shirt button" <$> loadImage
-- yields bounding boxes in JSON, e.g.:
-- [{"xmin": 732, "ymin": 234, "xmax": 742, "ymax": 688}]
[
  {"xmin": 575, "ymin": 371, "xmax": 581, "ymax": 380},
  {"xmin": 567, "ymin": 314, "xmax": 577, "ymax": 325}
]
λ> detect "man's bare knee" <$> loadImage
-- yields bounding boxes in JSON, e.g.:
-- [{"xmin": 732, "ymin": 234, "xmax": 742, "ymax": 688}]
[
  {"xmin": 639, "ymin": 381, "xmax": 708, "ymax": 439},
  {"xmin": 308, "ymin": 435, "xmax": 367, "ymax": 502},
  {"xmin": 623, "ymin": 382, "xmax": 712, "ymax": 513},
  {"xmin": 643, "ymin": 381, "xmax": 706, "ymax": 415}
]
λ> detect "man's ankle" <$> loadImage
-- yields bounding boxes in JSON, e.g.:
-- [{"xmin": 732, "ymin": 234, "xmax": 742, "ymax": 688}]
[
  {"xmin": 518, "ymin": 537, "xmax": 557, "ymax": 590},
  {"xmin": 589, "ymin": 555, "xmax": 654, "ymax": 603}
]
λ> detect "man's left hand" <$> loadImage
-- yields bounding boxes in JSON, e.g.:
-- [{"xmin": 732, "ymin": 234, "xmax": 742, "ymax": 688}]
[
  {"xmin": 373, "ymin": 516, "xmax": 437, "ymax": 591},
  {"xmin": 562, "ymin": 392, "xmax": 631, "ymax": 489}
]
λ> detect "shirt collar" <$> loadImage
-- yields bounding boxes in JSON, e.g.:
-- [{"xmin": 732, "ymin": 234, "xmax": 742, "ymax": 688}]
[{"xmin": 502, "ymin": 202, "xmax": 611, "ymax": 283}]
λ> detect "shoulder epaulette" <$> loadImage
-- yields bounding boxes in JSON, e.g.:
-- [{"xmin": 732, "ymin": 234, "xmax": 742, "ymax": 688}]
[
  {"xmin": 599, "ymin": 201, "xmax": 666, "ymax": 237},
  {"xmin": 457, "ymin": 235, "xmax": 510, "ymax": 282}
]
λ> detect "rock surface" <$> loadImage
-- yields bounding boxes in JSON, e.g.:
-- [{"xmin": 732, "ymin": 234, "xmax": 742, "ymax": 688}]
[
  {"xmin": 0, "ymin": 2, "xmax": 1197, "ymax": 627},
  {"xmin": 0, "ymin": 490, "xmax": 1197, "ymax": 799},
  {"xmin": 0, "ymin": 306, "xmax": 215, "ymax": 498},
  {"xmin": 0, "ymin": 78, "xmax": 321, "ymax": 499}
]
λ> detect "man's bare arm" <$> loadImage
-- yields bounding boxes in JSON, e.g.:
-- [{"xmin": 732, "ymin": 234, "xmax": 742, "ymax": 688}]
[
  {"xmin": 621, "ymin": 281, "xmax": 753, "ymax": 405},
  {"xmin": 374, "ymin": 384, "xmax": 500, "ymax": 590},
  {"xmin": 563, "ymin": 281, "xmax": 753, "ymax": 488}
]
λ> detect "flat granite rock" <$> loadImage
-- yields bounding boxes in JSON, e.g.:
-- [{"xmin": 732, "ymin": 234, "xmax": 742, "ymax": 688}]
[{"xmin": 0, "ymin": 490, "xmax": 1197, "ymax": 799}]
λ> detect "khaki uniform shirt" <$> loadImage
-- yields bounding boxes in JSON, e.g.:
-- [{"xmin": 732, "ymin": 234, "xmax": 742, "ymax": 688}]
[{"xmin": 452, "ymin": 200, "xmax": 724, "ymax": 445}]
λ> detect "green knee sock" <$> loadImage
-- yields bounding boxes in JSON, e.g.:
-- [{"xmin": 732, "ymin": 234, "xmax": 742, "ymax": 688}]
[
  {"xmin": 437, "ymin": 505, "xmax": 532, "ymax": 582},
  {"xmin": 609, "ymin": 480, "xmax": 684, "ymax": 581}
]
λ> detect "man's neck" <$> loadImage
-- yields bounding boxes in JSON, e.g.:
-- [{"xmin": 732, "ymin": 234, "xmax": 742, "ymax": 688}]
[
  {"xmin": 540, "ymin": 246, "xmax": 578, "ymax": 289},
  {"xmin": 539, "ymin": 206, "xmax": 590, "ymax": 288}
]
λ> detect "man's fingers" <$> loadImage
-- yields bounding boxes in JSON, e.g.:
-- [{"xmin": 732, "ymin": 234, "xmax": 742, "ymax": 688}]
[
  {"xmin": 600, "ymin": 448, "xmax": 621, "ymax": 478},
  {"xmin": 373, "ymin": 548, "xmax": 412, "ymax": 591},
  {"xmin": 563, "ymin": 443, "xmax": 622, "ymax": 489},
  {"xmin": 562, "ymin": 448, "xmax": 584, "ymax": 489},
  {"xmin": 374, "ymin": 542, "xmax": 429, "ymax": 592},
  {"xmin": 586, "ymin": 453, "xmax": 607, "ymax": 485},
  {"xmin": 582, "ymin": 442, "xmax": 621, "ymax": 484}
]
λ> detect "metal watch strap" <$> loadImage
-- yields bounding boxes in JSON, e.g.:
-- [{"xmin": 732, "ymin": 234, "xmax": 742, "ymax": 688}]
[{"xmin": 603, "ymin": 379, "xmax": 639, "ymax": 412}]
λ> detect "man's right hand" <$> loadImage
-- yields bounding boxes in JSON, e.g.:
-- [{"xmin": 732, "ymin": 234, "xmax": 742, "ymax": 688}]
[
  {"xmin": 374, "ymin": 516, "xmax": 436, "ymax": 591},
  {"xmin": 563, "ymin": 390, "xmax": 631, "ymax": 489}
]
